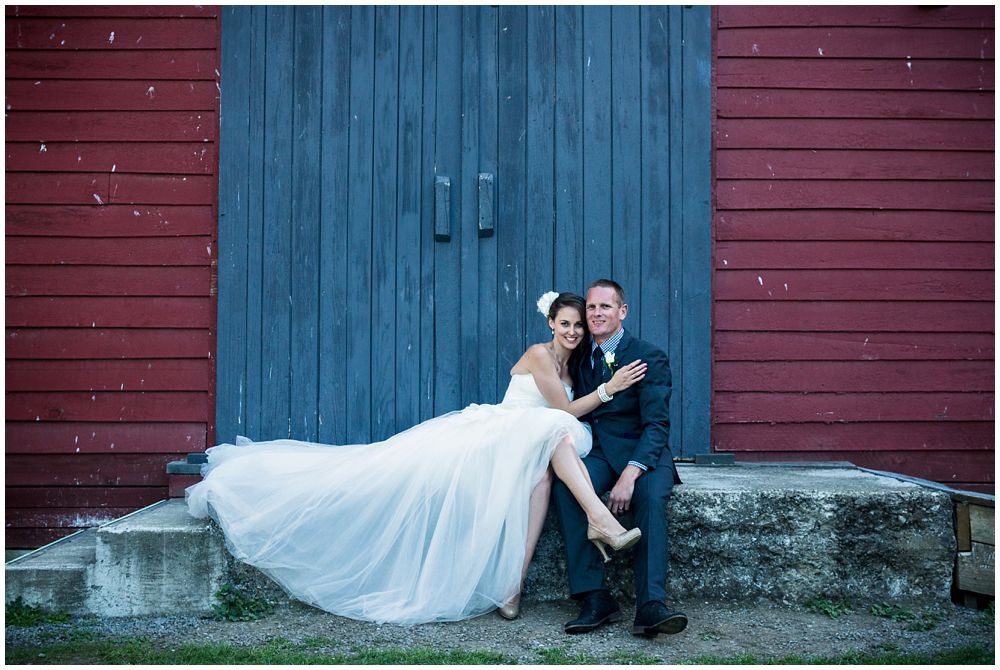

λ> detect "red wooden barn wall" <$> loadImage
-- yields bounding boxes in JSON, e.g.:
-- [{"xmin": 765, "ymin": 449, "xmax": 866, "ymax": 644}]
[
  {"xmin": 5, "ymin": 5, "xmax": 221, "ymax": 547},
  {"xmin": 712, "ymin": 6, "xmax": 995, "ymax": 492}
]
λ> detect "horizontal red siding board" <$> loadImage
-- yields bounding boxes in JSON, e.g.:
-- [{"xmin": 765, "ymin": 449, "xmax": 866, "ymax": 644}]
[
  {"xmin": 715, "ymin": 423, "xmax": 993, "ymax": 452},
  {"xmin": 714, "ymin": 332, "xmax": 995, "ymax": 362},
  {"xmin": 6, "ymin": 454, "xmax": 175, "ymax": 486},
  {"xmin": 717, "ymin": 57, "xmax": 994, "ymax": 91},
  {"xmin": 7, "ymin": 111, "xmax": 216, "ymax": 141},
  {"xmin": 716, "ymin": 210, "xmax": 996, "ymax": 242},
  {"xmin": 716, "ymin": 118, "xmax": 994, "ymax": 150},
  {"xmin": 5, "ymin": 204, "xmax": 214, "ymax": 237},
  {"xmin": 715, "ymin": 392, "xmax": 994, "ymax": 423},
  {"xmin": 6, "ymin": 527, "xmax": 77, "ymax": 547},
  {"xmin": 717, "ymin": 149, "xmax": 994, "ymax": 180},
  {"xmin": 729, "ymin": 450, "xmax": 994, "ymax": 485},
  {"xmin": 7, "ymin": 142, "xmax": 217, "ymax": 174},
  {"xmin": 6, "ymin": 328, "xmax": 211, "ymax": 359},
  {"xmin": 714, "ymin": 361, "xmax": 993, "ymax": 392},
  {"xmin": 6, "ymin": 172, "xmax": 108, "ymax": 205},
  {"xmin": 6, "ymin": 17, "xmax": 218, "ymax": 50},
  {"xmin": 717, "ymin": 27, "xmax": 994, "ymax": 59},
  {"xmin": 7, "ymin": 266, "xmax": 211, "ymax": 297},
  {"xmin": 717, "ymin": 179, "xmax": 993, "ymax": 211},
  {"xmin": 6, "ymin": 50, "xmax": 218, "ymax": 80},
  {"xmin": 716, "ymin": 89, "xmax": 994, "ymax": 121},
  {"xmin": 7, "ymin": 237, "xmax": 213, "ymax": 266},
  {"xmin": 6, "ymin": 80, "xmax": 218, "ymax": 111},
  {"xmin": 716, "ymin": 269, "xmax": 993, "ymax": 301},
  {"xmin": 718, "ymin": 6, "xmax": 994, "ymax": 30},
  {"xmin": 6, "ymin": 486, "xmax": 165, "ymax": 508},
  {"xmin": 109, "ymin": 174, "xmax": 216, "ymax": 205},
  {"xmin": 715, "ymin": 241, "xmax": 993, "ymax": 270},
  {"xmin": 6, "ymin": 391, "xmax": 211, "ymax": 422},
  {"xmin": 7, "ymin": 507, "xmax": 136, "ymax": 528},
  {"xmin": 715, "ymin": 301, "xmax": 994, "ymax": 333},
  {"xmin": 5, "ymin": 297, "xmax": 212, "ymax": 327},
  {"xmin": 6, "ymin": 421, "xmax": 207, "ymax": 454},
  {"xmin": 6, "ymin": 6, "xmax": 218, "ymax": 19},
  {"xmin": 6, "ymin": 359, "xmax": 210, "ymax": 392}
]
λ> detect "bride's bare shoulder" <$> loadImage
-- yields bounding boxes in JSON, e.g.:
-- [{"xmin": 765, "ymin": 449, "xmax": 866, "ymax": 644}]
[{"xmin": 510, "ymin": 344, "xmax": 549, "ymax": 374}]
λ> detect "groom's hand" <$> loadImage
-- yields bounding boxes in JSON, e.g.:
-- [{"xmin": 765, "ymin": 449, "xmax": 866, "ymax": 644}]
[{"xmin": 608, "ymin": 464, "xmax": 643, "ymax": 514}]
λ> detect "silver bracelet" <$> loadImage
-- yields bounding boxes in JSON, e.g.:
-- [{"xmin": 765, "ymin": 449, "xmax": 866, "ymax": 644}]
[{"xmin": 597, "ymin": 383, "xmax": 614, "ymax": 403}]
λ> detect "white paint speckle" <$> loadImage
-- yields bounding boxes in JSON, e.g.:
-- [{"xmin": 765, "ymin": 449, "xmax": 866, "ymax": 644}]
[
  {"xmin": 133, "ymin": 209, "xmax": 141, "ymax": 216},
  {"xmin": 93, "ymin": 193, "xmax": 104, "ymax": 205},
  {"xmin": 39, "ymin": 143, "xmax": 47, "ymax": 153},
  {"xmin": 75, "ymin": 435, "xmax": 79, "ymax": 444},
  {"xmin": 108, "ymin": 31, "xmax": 116, "ymax": 44},
  {"xmin": 817, "ymin": 47, "xmax": 824, "ymax": 56},
  {"xmin": 757, "ymin": 276, "xmax": 763, "ymax": 286},
  {"xmin": 206, "ymin": 245, "xmax": 212, "ymax": 256},
  {"xmin": 722, "ymin": 259, "xmax": 728, "ymax": 266},
  {"xmin": 751, "ymin": 43, "xmax": 759, "ymax": 55},
  {"xmin": 783, "ymin": 283, "xmax": 788, "ymax": 291},
  {"xmin": 111, "ymin": 164, "xmax": 116, "ymax": 172},
  {"xmin": 146, "ymin": 86, "xmax": 156, "ymax": 98}
]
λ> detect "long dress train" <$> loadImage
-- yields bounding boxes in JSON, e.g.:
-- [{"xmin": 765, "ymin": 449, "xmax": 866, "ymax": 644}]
[{"xmin": 186, "ymin": 373, "xmax": 591, "ymax": 624}]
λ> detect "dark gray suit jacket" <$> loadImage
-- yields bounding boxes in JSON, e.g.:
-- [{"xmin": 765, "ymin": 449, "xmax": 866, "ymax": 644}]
[{"xmin": 573, "ymin": 329, "xmax": 681, "ymax": 485}]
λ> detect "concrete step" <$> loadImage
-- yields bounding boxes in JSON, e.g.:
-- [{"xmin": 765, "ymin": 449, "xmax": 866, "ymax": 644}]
[
  {"xmin": 5, "ymin": 528, "xmax": 98, "ymax": 614},
  {"xmin": 6, "ymin": 464, "xmax": 963, "ymax": 617}
]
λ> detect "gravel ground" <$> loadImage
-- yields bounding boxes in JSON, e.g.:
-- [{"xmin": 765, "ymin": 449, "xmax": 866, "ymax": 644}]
[{"xmin": 6, "ymin": 597, "xmax": 994, "ymax": 663}]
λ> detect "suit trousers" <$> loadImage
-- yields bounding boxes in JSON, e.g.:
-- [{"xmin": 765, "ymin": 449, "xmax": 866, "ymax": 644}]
[{"xmin": 553, "ymin": 446, "xmax": 675, "ymax": 607}]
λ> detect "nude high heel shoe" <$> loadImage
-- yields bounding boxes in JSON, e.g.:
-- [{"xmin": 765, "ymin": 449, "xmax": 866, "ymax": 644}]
[
  {"xmin": 498, "ymin": 592, "xmax": 521, "ymax": 620},
  {"xmin": 587, "ymin": 525, "xmax": 641, "ymax": 563}
]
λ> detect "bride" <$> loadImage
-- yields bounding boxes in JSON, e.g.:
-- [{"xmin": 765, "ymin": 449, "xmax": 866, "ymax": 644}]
[{"xmin": 186, "ymin": 292, "xmax": 647, "ymax": 624}]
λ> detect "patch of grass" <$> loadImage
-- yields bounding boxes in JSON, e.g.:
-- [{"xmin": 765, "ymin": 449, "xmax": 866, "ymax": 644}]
[
  {"xmin": 698, "ymin": 628, "xmax": 722, "ymax": 642},
  {"xmin": 804, "ymin": 595, "xmax": 853, "ymax": 619},
  {"xmin": 681, "ymin": 644, "xmax": 993, "ymax": 665},
  {"xmin": 4, "ymin": 637, "xmax": 513, "ymax": 665},
  {"xmin": 4, "ymin": 596, "xmax": 72, "ymax": 627},
  {"xmin": 536, "ymin": 646, "xmax": 592, "ymax": 665},
  {"xmin": 904, "ymin": 609, "xmax": 946, "ymax": 632},
  {"xmin": 979, "ymin": 600, "xmax": 995, "ymax": 625},
  {"xmin": 870, "ymin": 601, "xmax": 916, "ymax": 622},
  {"xmin": 607, "ymin": 649, "xmax": 662, "ymax": 664},
  {"xmin": 211, "ymin": 583, "xmax": 272, "ymax": 622}
]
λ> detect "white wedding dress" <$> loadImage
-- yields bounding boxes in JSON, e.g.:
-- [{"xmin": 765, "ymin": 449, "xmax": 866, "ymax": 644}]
[{"xmin": 186, "ymin": 373, "xmax": 591, "ymax": 624}]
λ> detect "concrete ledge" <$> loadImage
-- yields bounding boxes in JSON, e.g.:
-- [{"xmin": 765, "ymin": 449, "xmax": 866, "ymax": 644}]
[{"xmin": 5, "ymin": 529, "xmax": 97, "ymax": 614}]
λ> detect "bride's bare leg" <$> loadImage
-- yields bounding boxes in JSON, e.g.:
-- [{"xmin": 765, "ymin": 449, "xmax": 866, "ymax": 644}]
[
  {"xmin": 521, "ymin": 467, "xmax": 553, "ymax": 584},
  {"xmin": 550, "ymin": 437, "xmax": 627, "ymax": 536}
]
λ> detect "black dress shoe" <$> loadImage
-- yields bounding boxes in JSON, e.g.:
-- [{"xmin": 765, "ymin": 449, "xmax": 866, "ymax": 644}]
[
  {"xmin": 564, "ymin": 591, "xmax": 622, "ymax": 634},
  {"xmin": 632, "ymin": 601, "xmax": 688, "ymax": 637}
]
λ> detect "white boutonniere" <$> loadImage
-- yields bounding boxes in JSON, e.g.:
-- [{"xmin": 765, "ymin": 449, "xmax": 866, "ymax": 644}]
[{"xmin": 603, "ymin": 351, "xmax": 617, "ymax": 374}]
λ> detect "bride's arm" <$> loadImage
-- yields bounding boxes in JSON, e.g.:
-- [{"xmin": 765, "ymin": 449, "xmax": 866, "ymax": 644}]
[{"xmin": 522, "ymin": 346, "xmax": 646, "ymax": 418}]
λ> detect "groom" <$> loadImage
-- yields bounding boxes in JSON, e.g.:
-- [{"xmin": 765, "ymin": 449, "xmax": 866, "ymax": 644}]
[{"xmin": 553, "ymin": 279, "xmax": 687, "ymax": 637}]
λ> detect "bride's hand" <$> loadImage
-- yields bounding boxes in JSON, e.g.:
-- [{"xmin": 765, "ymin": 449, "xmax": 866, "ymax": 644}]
[{"xmin": 605, "ymin": 360, "xmax": 647, "ymax": 395}]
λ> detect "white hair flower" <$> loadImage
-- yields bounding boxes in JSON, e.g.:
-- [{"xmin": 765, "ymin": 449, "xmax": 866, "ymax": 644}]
[{"xmin": 536, "ymin": 291, "xmax": 559, "ymax": 317}]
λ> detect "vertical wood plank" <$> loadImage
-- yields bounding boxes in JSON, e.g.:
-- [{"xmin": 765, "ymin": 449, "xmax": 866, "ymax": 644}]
[
  {"xmin": 260, "ymin": 5, "xmax": 293, "ymax": 438},
  {"xmin": 317, "ymin": 5, "xmax": 351, "ymax": 444},
  {"xmin": 497, "ymin": 6, "xmax": 528, "ymax": 375},
  {"xmin": 244, "ymin": 6, "xmax": 266, "ymax": 439},
  {"xmin": 418, "ymin": 7, "xmax": 437, "ymax": 422},
  {"xmin": 478, "ymin": 5, "xmax": 500, "ymax": 401},
  {"xmin": 433, "ymin": 6, "xmax": 463, "ymax": 414},
  {"xmin": 459, "ymin": 6, "xmax": 481, "ymax": 409},
  {"xmin": 526, "ymin": 6, "xmax": 555, "ymax": 345},
  {"xmin": 667, "ymin": 5, "xmax": 685, "ymax": 453},
  {"xmin": 215, "ymin": 5, "xmax": 250, "ymax": 443},
  {"xmin": 640, "ymin": 5, "xmax": 672, "ymax": 355},
  {"xmin": 371, "ymin": 5, "xmax": 399, "ymax": 439},
  {"xmin": 290, "ymin": 5, "xmax": 321, "ymax": 441},
  {"xmin": 346, "ymin": 5, "xmax": 375, "ymax": 442},
  {"xmin": 582, "ymin": 6, "xmax": 612, "ymax": 282},
  {"xmin": 554, "ymin": 6, "xmax": 584, "ymax": 297},
  {"xmin": 681, "ymin": 5, "xmax": 713, "ymax": 456},
  {"xmin": 395, "ymin": 5, "xmax": 423, "ymax": 431},
  {"xmin": 611, "ymin": 6, "xmax": 642, "ymax": 319}
]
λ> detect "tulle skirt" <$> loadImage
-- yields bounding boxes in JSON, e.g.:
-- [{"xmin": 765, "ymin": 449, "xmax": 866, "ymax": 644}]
[{"xmin": 186, "ymin": 402, "xmax": 591, "ymax": 624}]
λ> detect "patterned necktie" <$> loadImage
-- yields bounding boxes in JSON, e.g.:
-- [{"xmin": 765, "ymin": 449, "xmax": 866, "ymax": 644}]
[{"xmin": 591, "ymin": 346, "xmax": 604, "ymax": 387}]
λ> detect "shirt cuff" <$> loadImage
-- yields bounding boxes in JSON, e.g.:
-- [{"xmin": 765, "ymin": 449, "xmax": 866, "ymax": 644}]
[{"xmin": 627, "ymin": 460, "xmax": 648, "ymax": 472}]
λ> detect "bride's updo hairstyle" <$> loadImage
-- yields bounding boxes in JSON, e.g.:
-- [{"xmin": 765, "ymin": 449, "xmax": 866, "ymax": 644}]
[{"xmin": 547, "ymin": 292, "xmax": 585, "ymax": 323}]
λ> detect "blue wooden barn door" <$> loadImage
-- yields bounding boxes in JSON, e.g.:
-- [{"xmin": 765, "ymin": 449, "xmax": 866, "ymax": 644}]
[{"xmin": 216, "ymin": 6, "xmax": 711, "ymax": 455}]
